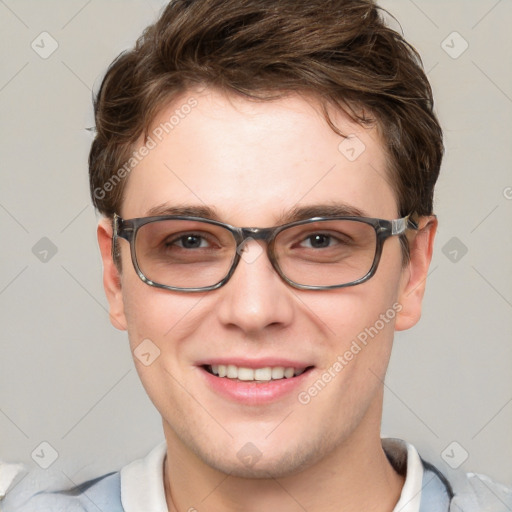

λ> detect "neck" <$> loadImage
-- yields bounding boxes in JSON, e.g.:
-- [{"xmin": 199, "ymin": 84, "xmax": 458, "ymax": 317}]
[{"xmin": 162, "ymin": 404, "xmax": 404, "ymax": 512}]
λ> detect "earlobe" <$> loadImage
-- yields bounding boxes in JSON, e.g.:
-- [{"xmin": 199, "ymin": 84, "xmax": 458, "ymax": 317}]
[
  {"xmin": 395, "ymin": 216, "xmax": 437, "ymax": 332},
  {"xmin": 97, "ymin": 218, "xmax": 127, "ymax": 331}
]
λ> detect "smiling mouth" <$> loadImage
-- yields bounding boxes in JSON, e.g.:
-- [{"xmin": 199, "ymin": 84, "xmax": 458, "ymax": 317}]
[{"xmin": 203, "ymin": 364, "xmax": 314, "ymax": 382}]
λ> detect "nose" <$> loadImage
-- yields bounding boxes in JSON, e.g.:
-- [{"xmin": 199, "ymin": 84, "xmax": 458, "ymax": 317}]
[{"xmin": 216, "ymin": 239, "xmax": 295, "ymax": 335}]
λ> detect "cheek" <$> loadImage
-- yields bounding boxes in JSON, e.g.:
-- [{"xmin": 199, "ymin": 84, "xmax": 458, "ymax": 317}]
[
  {"xmin": 301, "ymin": 281, "xmax": 401, "ymax": 351},
  {"xmin": 120, "ymin": 270, "xmax": 200, "ymax": 347},
  {"xmin": 293, "ymin": 292, "xmax": 399, "ymax": 447},
  {"xmin": 119, "ymin": 280, "xmax": 194, "ymax": 405},
  {"xmin": 119, "ymin": 274, "xmax": 216, "ymax": 401},
  {"xmin": 298, "ymin": 243, "xmax": 404, "ymax": 390},
  {"xmin": 121, "ymin": 280, "xmax": 161, "ymax": 350}
]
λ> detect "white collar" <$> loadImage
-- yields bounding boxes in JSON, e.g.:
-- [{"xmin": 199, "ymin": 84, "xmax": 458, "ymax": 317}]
[
  {"xmin": 120, "ymin": 442, "xmax": 168, "ymax": 512},
  {"xmin": 384, "ymin": 438, "xmax": 424, "ymax": 512},
  {"xmin": 120, "ymin": 439, "xmax": 424, "ymax": 512}
]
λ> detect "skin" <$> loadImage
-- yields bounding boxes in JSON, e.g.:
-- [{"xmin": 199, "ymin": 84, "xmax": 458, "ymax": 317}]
[{"xmin": 97, "ymin": 88, "xmax": 437, "ymax": 512}]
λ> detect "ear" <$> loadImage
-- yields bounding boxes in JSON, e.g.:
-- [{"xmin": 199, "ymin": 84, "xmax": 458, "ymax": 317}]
[
  {"xmin": 97, "ymin": 217, "xmax": 127, "ymax": 331},
  {"xmin": 395, "ymin": 216, "xmax": 437, "ymax": 331}
]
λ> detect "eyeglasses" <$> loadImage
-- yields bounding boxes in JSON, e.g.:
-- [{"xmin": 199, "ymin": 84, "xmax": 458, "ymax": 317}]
[{"xmin": 113, "ymin": 213, "xmax": 418, "ymax": 292}]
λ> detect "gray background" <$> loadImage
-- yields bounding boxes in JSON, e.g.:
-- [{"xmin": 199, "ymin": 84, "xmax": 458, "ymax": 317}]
[{"xmin": 1, "ymin": 0, "xmax": 511, "ymax": 490}]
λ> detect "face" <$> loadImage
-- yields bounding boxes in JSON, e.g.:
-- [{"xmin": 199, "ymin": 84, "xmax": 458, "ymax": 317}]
[{"xmin": 98, "ymin": 88, "xmax": 435, "ymax": 478}]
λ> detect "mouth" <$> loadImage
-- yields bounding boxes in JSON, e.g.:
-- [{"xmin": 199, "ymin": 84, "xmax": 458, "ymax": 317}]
[
  {"xmin": 197, "ymin": 358, "xmax": 315, "ymax": 404},
  {"xmin": 202, "ymin": 364, "xmax": 313, "ymax": 382}
]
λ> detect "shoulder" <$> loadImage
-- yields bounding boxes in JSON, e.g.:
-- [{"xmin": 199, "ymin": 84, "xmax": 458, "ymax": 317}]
[
  {"xmin": 448, "ymin": 470, "xmax": 512, "ymax": 511},
  {"xmin": 2, "ymin": 443, "xmax": 167, "ymax": 512},
  {"xmin": 384, "ymin": 439, "xmax": 512, "ymax": 512},
  {"xmin": 3, "ymin": 471, "xmax": 123, "ymax": 512},
  {"xmin": 420, "ymin": 458, "xmax": 512, "ymax": 511}
]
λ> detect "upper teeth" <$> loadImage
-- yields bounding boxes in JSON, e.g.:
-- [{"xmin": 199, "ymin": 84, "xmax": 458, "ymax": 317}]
[{"xmin": 210, "ymin": 365, "xmax": 306, "ymax": 381}]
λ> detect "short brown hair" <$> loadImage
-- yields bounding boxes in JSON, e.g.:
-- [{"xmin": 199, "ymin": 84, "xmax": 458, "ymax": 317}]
[{"xmin": 89, "ymin": 0, "xmax": 443, "ymax": 224}]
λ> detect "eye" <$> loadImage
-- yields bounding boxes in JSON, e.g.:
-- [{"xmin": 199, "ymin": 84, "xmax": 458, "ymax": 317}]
[
  {"xmin": 169, "ymin": 234, "xmax": 211, "ymax": 249},
  {"xmin": 297, "ymin": 232, "xmax": 348, "ymax": 249},
  {"xmin": 299, "ymin": 233, "xmax": 339, "ymax": 249}
]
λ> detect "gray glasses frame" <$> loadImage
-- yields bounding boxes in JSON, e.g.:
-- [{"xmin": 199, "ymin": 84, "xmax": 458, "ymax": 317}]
[{"xmin": 113, "ymin": 213, "xmax": 418, "ymax": 292}]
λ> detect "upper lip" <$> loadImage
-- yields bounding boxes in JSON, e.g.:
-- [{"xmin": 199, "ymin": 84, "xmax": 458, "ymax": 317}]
[{"xmin": 197, "ymin": 358, "xmax": 314, "ymax": 369}]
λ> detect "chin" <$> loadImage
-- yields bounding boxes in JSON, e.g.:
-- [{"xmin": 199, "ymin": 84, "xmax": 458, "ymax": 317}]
[{"xmin": 198, "ymin": 439, "xmax": 327, "ymax": 479}]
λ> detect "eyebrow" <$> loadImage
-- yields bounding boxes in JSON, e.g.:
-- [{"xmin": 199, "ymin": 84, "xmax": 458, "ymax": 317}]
[
  {"xmin": 278, "ymin": 204, "xmax": 368, "ymax": 223},
  {"xmin": 144, "ymin": 202, "xmax": 369, "ymax": 224},
  {"xmin": 145, "ymin": 204, "xmax": 220, "ymax": 219}
]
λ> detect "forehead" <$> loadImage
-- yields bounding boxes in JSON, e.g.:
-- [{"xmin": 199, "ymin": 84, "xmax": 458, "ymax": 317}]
[{"xmin": 121, "ymin": 88, "xmax": 397, "ymax": 223}]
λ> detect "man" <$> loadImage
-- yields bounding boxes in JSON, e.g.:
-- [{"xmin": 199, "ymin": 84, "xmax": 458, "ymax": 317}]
[{"xmin": 5, "ymin": 0, "xmax": 511, "ymax": 510}]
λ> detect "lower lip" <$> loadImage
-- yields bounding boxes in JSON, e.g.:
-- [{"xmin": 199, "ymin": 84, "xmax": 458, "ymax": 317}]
[{"xmin": 199, "ymin": 366, "xmax": 313, "ymax": 405}]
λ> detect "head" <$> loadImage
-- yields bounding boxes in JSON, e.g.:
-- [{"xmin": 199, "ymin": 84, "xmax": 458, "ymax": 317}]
[{"xmin": 92, "ymin": 0, "xmax": 442, "ymax": 478}]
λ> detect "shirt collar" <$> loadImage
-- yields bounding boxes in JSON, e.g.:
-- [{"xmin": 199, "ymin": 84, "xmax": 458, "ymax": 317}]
[
  {"xmin": 383, "ymin": 438, "xmax": 424, "ymax": 512},
  {"xmin": 120, "ymin": 442, "xmax": 168, "ymax": 512}
]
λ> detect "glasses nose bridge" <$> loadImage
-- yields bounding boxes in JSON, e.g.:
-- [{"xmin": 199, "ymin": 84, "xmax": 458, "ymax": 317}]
[
  {"xmin": 232, "ymin": 227, "xmax": 279, "ymax": 282},
  {"xmin": 235, "ymin": 227, "xmax": 277, "ymax": 266},
  {"xmin": 239, "ymin": 226, "xmax": 275, "ymax": 246}
]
